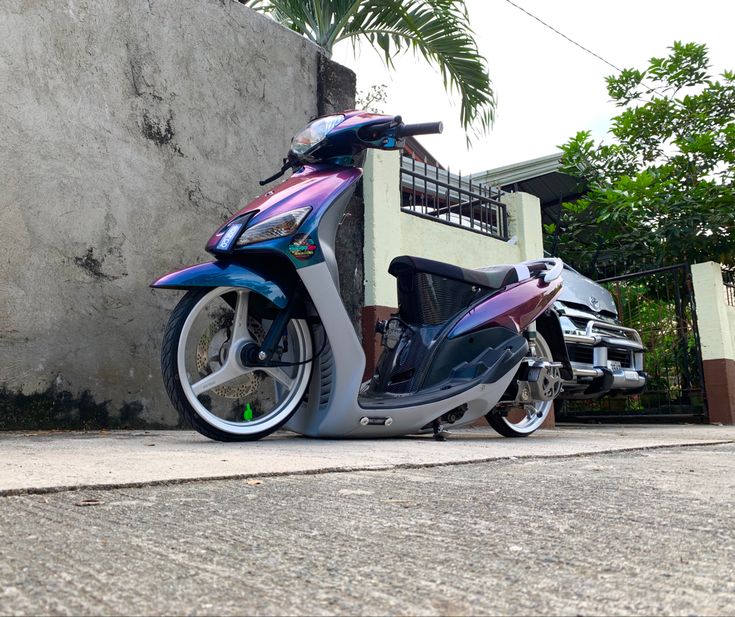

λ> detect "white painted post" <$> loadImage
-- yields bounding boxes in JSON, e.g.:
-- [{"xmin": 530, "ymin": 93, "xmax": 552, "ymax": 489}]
[
  {"xmin": 691, "ymin": 261, "xmax": 735, "ymax": 424},
  {"xmin": 362, "ymin": 149, "xmax": 401, "ymax": 309},
  {"xmin": 691, "ymin": 262, "xmax": 735, "ymax": 362},
  {"xmin": 501, "ymin": 192, "xmax": 544, "ymax": 261}
]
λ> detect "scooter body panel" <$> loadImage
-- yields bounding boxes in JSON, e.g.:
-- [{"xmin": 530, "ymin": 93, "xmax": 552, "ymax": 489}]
[
  {"xmin": 150, "ymin": 260, "xmax": 289, "ymax": 308},
  {"xmin": 206, "ymin": 165, "xmax": 362, "ymax": 271},
  {"xmin": 449, "ymin": 276, "xmax": 563, "ymax": 338},
  {"xmin": 283, "ymin": 263, "xmax": 530, "ymax": 438}
]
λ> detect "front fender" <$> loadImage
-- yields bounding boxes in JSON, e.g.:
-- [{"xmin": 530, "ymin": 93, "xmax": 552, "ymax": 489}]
[{"xmin": 150, "ymin": 261, "xmax": 288, "ymax": 308}]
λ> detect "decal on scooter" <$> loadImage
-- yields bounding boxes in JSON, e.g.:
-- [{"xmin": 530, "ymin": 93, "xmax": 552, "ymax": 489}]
[{"xmin": 288, "ymin": 234, "xmax": 317, "ymax": 261}]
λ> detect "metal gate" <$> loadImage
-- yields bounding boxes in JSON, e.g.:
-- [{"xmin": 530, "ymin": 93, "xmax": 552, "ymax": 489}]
[{"xmin": 557, "ymin": 264, "xmax": 708, "ymax": 422}]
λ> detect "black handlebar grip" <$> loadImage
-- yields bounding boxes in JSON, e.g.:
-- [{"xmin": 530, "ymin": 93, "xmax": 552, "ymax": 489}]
[{"xmin": 397, "ymin": 121, "xmax": 443, "ymax": 138}]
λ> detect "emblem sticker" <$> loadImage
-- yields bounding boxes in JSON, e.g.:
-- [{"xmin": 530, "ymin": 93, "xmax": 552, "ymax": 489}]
[{"xmin": 288, "ymin": 233, "xmax": 317, "ymax": 261}]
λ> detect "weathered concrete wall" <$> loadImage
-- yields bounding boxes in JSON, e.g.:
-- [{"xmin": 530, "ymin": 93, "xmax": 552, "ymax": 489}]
[{"xmin": 0, "ymin": 0, "xmax": 354, "ymax": 427}]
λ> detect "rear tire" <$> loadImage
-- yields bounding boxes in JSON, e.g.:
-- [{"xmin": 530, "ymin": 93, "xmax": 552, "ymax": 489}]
[
  {"xmin": 486, "ymin": 332, "xmax": 555, "ymax": 438},
  {"xmin": 161, "ymin": 287, "xmax": 312, "ymax": 442}
]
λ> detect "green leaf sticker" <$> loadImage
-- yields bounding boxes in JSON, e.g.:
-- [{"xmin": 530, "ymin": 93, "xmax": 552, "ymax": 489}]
[{"xmin": 243, "ymin": 403, "xmax": 253, "ymax": 421}]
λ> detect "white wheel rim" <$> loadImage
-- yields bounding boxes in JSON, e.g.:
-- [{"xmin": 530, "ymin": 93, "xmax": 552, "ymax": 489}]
[
  {"xmin": 177, "ymin": 287, "xmax": 312, "ymax": 436},
  {"xmin": 501, "ymin": 332, "xmax": 553, "ymax": 434}
]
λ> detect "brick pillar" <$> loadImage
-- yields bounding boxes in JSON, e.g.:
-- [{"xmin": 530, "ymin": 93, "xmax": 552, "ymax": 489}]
[{"xmin": 691, "ymin": 262, "xmax": 735, "ymax": 424}]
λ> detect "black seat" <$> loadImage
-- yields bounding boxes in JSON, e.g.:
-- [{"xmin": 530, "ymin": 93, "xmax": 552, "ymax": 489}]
[{"xmin": 388, "ymin": 255, "xmax": 521, "ymax": 290}]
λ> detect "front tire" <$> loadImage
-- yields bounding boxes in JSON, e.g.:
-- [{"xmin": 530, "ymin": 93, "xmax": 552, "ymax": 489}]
[
  {"xmin": 161, "ymin": 287, "xmax": 313, "ymax": 442},
  {"xmin": 486, "ymin": 332, "xmax": 555, "ymax": 438}
]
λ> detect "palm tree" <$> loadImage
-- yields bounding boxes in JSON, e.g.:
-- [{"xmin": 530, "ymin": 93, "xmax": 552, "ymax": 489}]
[{"xmin": 243, "ymin": 0, "xmax": 494, "ymax": 140}]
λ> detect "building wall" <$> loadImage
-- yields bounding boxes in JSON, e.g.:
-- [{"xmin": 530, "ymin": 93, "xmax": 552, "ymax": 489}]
[
  {"xmin": 0, "ymin": 0, "xmax": 354, "ymax": 427},
  {"xmin": 362, "ymin": 151, "xmax": 543, "ymax": 307}
]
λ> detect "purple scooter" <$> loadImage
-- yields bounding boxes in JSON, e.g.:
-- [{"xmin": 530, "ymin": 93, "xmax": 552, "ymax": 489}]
[{"xmin": 152, "ymin": 111, "xmax": 567, "ymax": 441}]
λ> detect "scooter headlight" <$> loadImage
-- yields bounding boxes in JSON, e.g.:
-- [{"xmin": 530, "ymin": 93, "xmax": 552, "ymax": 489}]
[
  {"xmin": 290, "ymin": 114, "xmax": 345, "ymax": 157},
  {"xmin": 235, "ymin": 206, "xmax": 312, "ymax": 247}
]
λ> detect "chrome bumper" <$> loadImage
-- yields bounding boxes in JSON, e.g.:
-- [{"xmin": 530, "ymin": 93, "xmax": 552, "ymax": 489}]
[
  {"xmin": 562, "ymin": 316, "xmax": 646, "ymax": 394},
  {"xmin": 569, "ymin": 365, "xmax": 646, "ymax": 389}
]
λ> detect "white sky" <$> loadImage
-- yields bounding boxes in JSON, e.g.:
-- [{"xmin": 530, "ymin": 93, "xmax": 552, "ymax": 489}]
[{"xmin": 332, "ymin": 0, "xmax": 735, "ymax": 174}]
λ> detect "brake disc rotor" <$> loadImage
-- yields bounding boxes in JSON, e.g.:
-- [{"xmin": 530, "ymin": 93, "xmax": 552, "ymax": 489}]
[{"xmin": 195, "ymin": 316, "xmax": 267, "ymax": 399}]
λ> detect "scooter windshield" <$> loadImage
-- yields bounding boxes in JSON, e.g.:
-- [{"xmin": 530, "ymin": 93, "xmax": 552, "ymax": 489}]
[{"xmin": 290, "ymin": 114, "xmax": 345, "ymax": 157}]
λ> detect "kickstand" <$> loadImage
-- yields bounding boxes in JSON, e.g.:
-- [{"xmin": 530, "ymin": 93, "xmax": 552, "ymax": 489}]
[{"xmin": 432, "ymin": 419, "xmax": 450, "ymax": 441}]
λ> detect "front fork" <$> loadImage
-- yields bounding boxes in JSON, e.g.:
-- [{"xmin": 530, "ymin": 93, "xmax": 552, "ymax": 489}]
[
  {"xmin": 240, "ymin": 286, "xmax": 302, "ymax": 366},
  {"xmin": 525, "ymin": 323, "xmax": 538, "ymax": 357}
]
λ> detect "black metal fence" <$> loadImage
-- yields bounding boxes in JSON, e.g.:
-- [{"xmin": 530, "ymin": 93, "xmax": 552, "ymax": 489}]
[
  {"xmin": 400, "ymin": 156, "xmax": 508, "ymax": 240},
  {"xmin": 723, "ymin": 267, "xmax": 735, "ymax": 307},
  {"xmin": 557, "ymin": 264, "xmax": 707, "ymax": 422}
]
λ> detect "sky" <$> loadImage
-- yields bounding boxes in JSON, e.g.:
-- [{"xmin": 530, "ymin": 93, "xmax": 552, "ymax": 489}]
[{"xmin": 332, "ymin": 0, "xmax": 735, "ymax": 175}]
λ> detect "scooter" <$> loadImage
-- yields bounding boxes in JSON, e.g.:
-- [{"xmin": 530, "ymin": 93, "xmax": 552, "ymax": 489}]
[{"xmin": 152, "ymin": 111, "xmax": 567, "ymax": 441}]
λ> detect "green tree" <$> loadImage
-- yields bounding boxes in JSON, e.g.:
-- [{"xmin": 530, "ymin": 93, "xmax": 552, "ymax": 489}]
[
  {"xmin": 243, "ymin": 0, "xmax": 494, "ymax": 140},
  {"xmin": 551, "ymin": 42, "xmax": 735, "ymax": 277}
]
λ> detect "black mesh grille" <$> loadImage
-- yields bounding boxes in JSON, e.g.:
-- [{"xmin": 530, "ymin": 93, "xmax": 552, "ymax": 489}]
[
  {"xmin": 568, "ymin": 346, "xmax": 594, "ymax": 364},
  {"xmin": 608, "ymin": 348, "xmax": 632, "ymax": 367},
  {"xmin": 398, "ymin": 272, "xmax": 478, "ymax": 325},
  {"xmin": 568, "ymin": 346, "xmax": 632, "ymax": 368}
]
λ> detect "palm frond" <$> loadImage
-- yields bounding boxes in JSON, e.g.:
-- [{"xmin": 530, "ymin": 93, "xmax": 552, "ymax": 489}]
[
  {"xmin": 247, "ymin": 0, "xmax": 495, "ymax": 140},
  {"xmin": 342, "ymin": 0, "xmax": 495, "ymax": 141}
]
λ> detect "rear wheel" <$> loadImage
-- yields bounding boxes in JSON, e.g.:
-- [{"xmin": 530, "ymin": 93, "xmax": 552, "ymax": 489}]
[
  {"xmin": 486, "ymin": 332, "xmax": 555, "ymax": 437},
  {"xmin": 161, "ymin": 287, "xmax": 312, "ymax": 441}
]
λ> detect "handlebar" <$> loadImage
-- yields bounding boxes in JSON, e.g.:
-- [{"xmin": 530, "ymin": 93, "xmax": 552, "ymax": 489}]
[{"xmin": 396, "ymin": 122, "xmax": 443, "ymax": 138}]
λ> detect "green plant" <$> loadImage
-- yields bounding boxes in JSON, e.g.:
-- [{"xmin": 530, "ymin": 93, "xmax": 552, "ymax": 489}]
[
  {"xmin": 243, "ymin": 0, "xmax": 495, "ymax": 141},
  {"xmin": 552, "ymin": 42, "xmax": 735, "ymax": 278}
]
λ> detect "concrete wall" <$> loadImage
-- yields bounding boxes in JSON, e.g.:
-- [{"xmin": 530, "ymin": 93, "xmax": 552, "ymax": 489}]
[
  {"xmin": 361, "ymin": 150, "xmax": 542, "ymax": 309},
  {"xmin": 0, "ymin": 0, "xmax": 354, "ymax": 428},
  {"xmin": 691, "ymin": 262, "xmax": 735, "ymax": 424}
]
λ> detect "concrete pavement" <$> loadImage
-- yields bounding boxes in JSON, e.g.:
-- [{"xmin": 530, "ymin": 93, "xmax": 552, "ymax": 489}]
[
  {"xmin": 1, "ymin": 442, "xmax": 733, "ymax": 615},
  {"xmin": 1, "ymin": 424, "xmax": 734, "ymax": 494}
]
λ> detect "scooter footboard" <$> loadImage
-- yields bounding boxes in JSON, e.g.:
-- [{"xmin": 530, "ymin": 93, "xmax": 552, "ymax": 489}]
[{"xmin": 151, "ymin": 260, "xmax": 289, "ymax": 308}]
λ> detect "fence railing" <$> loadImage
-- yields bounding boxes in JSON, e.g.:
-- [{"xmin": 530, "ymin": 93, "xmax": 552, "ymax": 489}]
[
  {"xmin": 723, "ymin": 267, "xmax": 735, "ymax": 307},
  {"xmin": 400, "ymin": 156, "xmax": 508, "ymax": 240},
  {"xmin": 560, "ymin": 263, "xmax": 707, "ymax": 421}
]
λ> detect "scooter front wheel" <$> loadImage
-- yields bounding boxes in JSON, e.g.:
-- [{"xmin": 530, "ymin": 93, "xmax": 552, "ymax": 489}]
[
  {"xmin": 161, "ymin": 287, "xmax": 312, "ymax": 441},
  {"xmin": 486, "ymin": 332, "xmax": 554, "ymax": 438}
]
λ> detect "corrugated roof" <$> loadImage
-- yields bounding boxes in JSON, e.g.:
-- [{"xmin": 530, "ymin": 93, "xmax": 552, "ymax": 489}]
[
  {"xmin": 470, "ymin": 153, "xmax": 562, "ymax": 186},
  {"xmin": 470, "ymin": 152, "xmax": 584, "ymax": 210}
]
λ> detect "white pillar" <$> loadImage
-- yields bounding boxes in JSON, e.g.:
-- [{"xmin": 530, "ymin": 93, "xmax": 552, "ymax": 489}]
[
  {"xmin": 691, "ymin": 261, "xmax": 735, "ymax": 361},
  {"xmin": 502, "ymin": 191, "xmax": 544, "ymax": 261},
  {"xmin": 362, "ymin": 149, "xmax": 401, "ymax": 308}
]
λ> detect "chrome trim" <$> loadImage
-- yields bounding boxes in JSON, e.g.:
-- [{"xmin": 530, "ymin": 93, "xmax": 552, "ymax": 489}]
[
  {"xmin": 563, "ymin": 333, "xmax": 643, "ymax": 351},
  {"xmin": 584, "ymin": 320, "xmax": 642, "ymax": 345},
  {"xmin": 562, "ymin": 316, "xmax": 644, "ymax": 352},
  {"xmin": 571, "ymin": 367, "xmax": 603, "ymax": 378},
  {"xmin": 597, "ymin": 336, "xmax": 644, "ymax": 350},
  {"xmin": 565, "ymin": 333, "xmax": 596, "ymax": 345},
  {"xmin": 567, "ymin": 366, "xmax": 646, "ymax": 389}
]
